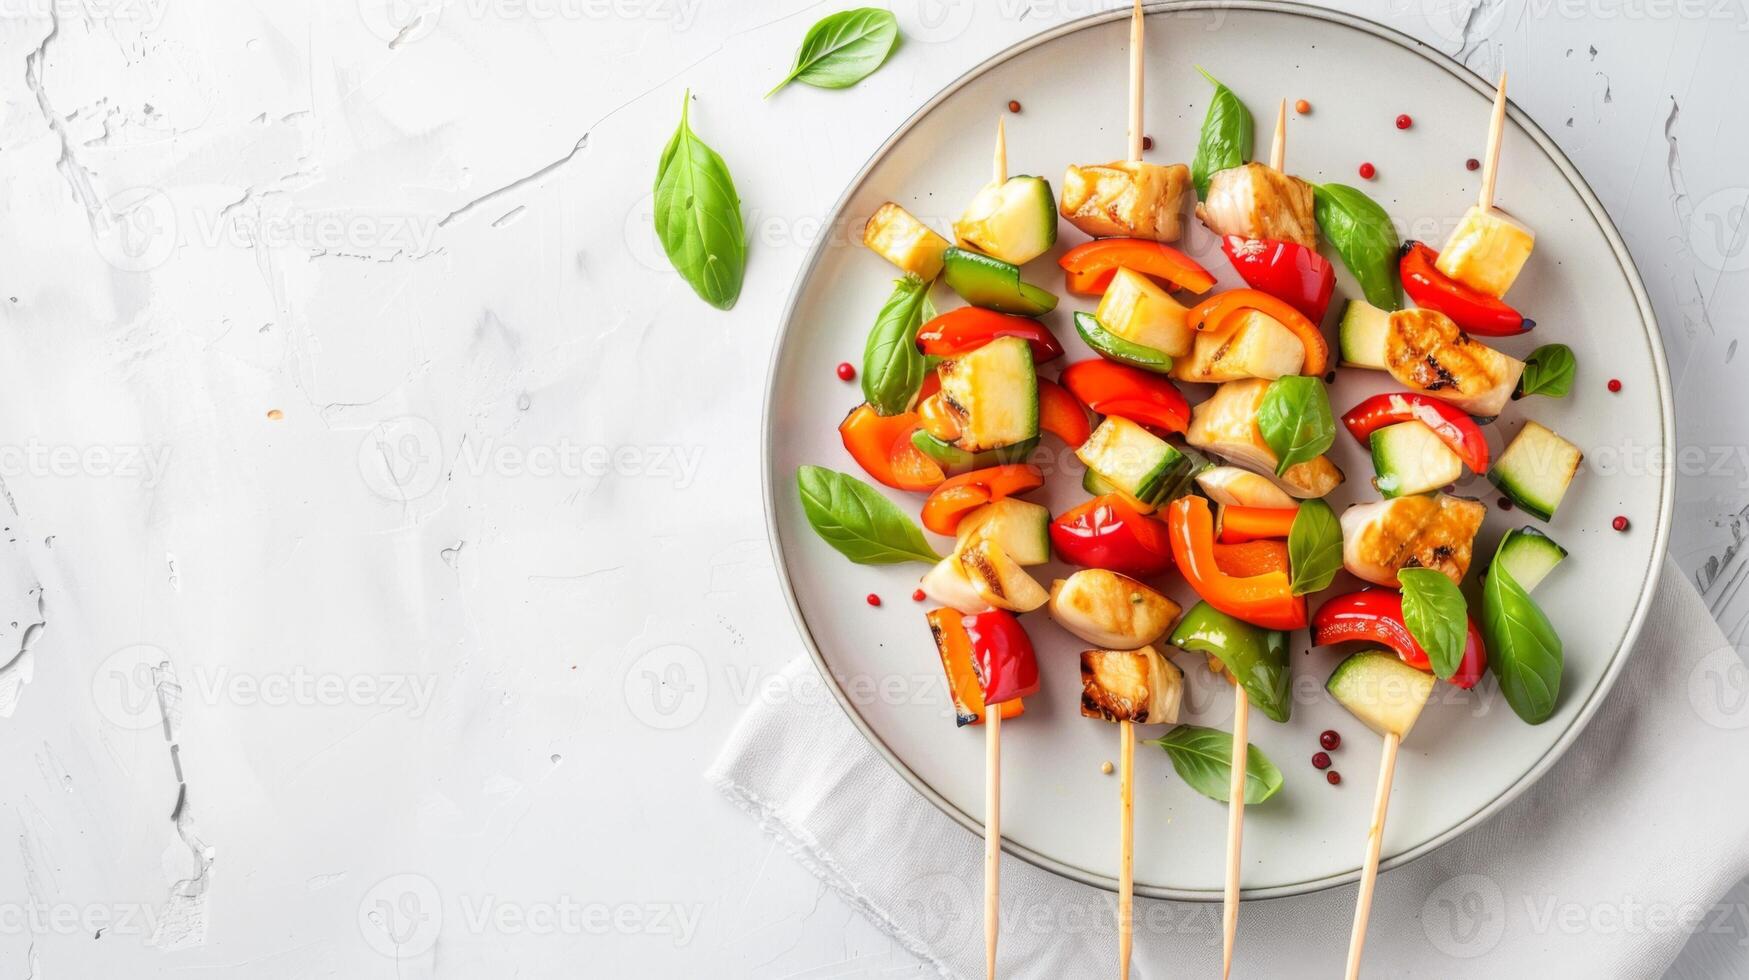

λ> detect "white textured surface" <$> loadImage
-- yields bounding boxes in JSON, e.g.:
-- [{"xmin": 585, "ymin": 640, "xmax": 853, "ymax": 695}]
[{"xmin": 0, "ymin": 0, "xmax": 1742, "ymax": 977}]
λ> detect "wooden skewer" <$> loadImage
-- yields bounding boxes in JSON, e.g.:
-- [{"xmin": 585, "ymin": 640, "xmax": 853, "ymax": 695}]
[
  {"xmin": 1216, "ymin": 101, "xmax": 1289, "ymax": 980},
  {"xmin": 981, "ymin": 117, "xmax": 1009, "ymax": 980},
  {"xmin": 1117, "ymin": 719, "xmax": 1135, "ymax": 980},
  {"xmin": 1116, "ymin": 6, "xmax": 1146, "ymax": 977},
  {"xmin": 1343, "ymin": 731, "xmax": 1402, "ymax": 980},
  {"xmin": 1221, "ymin": 686, "xmax": 1249, "ymax": 979},
  {"xmin": 985, "ymin": 707, "xmax": 1002, "ymax": 980},
  {"xmin": 1477, "ymin": 71, "xmax": 1508, "ymax": 210},
  {"xmin": 1127, "ymin": 0, "xmax": 1145, "ymax": 163},
  {"xmin": 1268, "ymin": 98, "xmax": 1287, "ymax": 171}
]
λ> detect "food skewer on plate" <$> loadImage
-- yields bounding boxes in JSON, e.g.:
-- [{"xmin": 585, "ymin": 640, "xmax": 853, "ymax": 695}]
[{"xmin": 1205, "ymin": 98, "xmax": 1293, "ymax": 978}]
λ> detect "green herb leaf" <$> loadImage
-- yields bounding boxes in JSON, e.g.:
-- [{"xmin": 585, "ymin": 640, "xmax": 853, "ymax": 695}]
[
  {"xmin": 1190, "ymin": 68, "xmax": 1254, "ymax": 200},
  {"xmin": 1258, "ymin": 375, "xmax": 1335, "ymax": 476},
  {"xmin": 1287, "ymin": 498, "xmax": 1343, "ymax": 596},
  {"xmin": 1481, "ymin": 538, "xmax": 1564, "ymax": 723},
  {"xmin": 861, "ymin": 275, "xmax": 932, "ymax": 416},
  {"xmin": 1313, "ymin": 183, "xmax": 1401, "ymax": 311},
  {"xmin": 796, "ymin": 465, "xmax": 942, "ymax": 565},
  {"xmin": 1519, "ymin": 343, "xmax": 1576, "ymax": 398},
  {"xmin": 654, "ymin": 93, "xmax": 747, "ymax": 310},
  {"xmin": 1398, "ymin": 568, "xmax": 1469, "ymax": 680},
  {"xmin": 767, "ymin": 8, "xmax": 900, "ymax": 97},
  {"xmin": 1152, "ymin": 725, "xmax": 1283, "ymax": 805}
]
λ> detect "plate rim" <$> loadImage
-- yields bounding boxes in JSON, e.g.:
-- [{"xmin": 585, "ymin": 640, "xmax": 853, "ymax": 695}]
[{"xmin": 759, "ymin": 0, "xmax": 1675, "ymax": 901}]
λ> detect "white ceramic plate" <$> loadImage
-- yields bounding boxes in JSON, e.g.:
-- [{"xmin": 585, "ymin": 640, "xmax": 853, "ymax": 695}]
[{"xmin": 763, "ymin": 1, "xmax": 1672, "ymax": 899}]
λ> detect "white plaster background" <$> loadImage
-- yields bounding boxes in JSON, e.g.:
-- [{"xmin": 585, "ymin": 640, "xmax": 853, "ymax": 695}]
[{"xmin": 0, "ymin": 0, "xmax": 1744, "ymax": 976}]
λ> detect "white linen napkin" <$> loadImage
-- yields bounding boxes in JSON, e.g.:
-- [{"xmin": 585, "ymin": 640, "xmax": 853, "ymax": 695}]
[{"xmin": 708, "ymin": 559, "xmax": 1749, "ymax": 977}]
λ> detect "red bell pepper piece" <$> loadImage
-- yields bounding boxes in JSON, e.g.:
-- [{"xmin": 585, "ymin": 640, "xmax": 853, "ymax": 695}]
[
  {"xmin": 928, "ymin": 608, "xmax": 1024, "ymax": 726},
  {"xmin": 919, "ymin": 464, "xmax": 1045, "ymax": 535},
  {"xmin": 1050, "ymin": 494, "xmax": 1175, "ymax": 577},
  {"xmin": 1058, "ymin": 238, "xmax": 1217, "ymax": 297},
  {"xmin": 1036, "ymin": 379, "xmax": 1092, "ymax": 448},
  {"xmin": 1217, "ymin": 505, "xmax": 1299, "ymax": 544},
  {"xmin": 962, "ymin": 609, "xmax": 1040, "ymax": 705},
  {"xmin": 1340, "ymin": 391, "xmax": 1490, "ymax": 473},
  {"xmin": 1165, "ymin": 496, "xmax": 1307, "ymax": 630},
  {"xmin": 1311, "ymin": 589, "xmax": 1488, "ymax": 689},
  {"xmin": 1187, "ymin": 288, "xmax": 1330, "ymax": 377},
  {"xmin": 1058, "ymin": 360, "xmax": 1191, "ymax": 434},
  {"xmin": 1399, "ymin": 241, "xmax": 1532, "ymax": 337},
  {"xmin": 917, "ymin": 307, "xmax": 1065, "ymax": 363},
  {"xmin": 838, "ymin": 403, "xmax": 944, "ymax": 491},
  {"xmin": 1219, "ymin": 236, "xmax": 1337, "ymax": 323}
]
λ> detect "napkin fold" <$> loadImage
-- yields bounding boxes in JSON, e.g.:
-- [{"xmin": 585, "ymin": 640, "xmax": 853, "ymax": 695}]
[{"xmin": 709, "ymin": 559, "xmax": 1749, "ymax": 978}]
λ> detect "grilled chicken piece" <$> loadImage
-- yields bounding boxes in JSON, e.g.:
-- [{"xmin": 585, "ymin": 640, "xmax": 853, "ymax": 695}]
[
  {"xmin": 1186, "ymin": 379, "xmax": 1344, "ymax": 499},
  {"xmin": 1048, "ymin": 569, "xmax": 1181, "ymax": 650},
  {"xmin": 1060, "ymin": 161, "xmax": 1191, "ymax": 242},
  {"xmin": 1080, "ymin": 646, "xmax": 1183, "ymax": 725},
  {"xmin": 1385, "ymin": 309, "xmax": 1524, "ymax": 417},
  {"xmin": 1170, "ymin": 308, "xmax": 1306, "ymax": 383},
  {"xmin": 1195, "ymin": 163, "xmax": 1318, "ymax": 248},
  {"xmin": 1340, "ymin": 493, "xmax": 1487, "ymax": 587}
]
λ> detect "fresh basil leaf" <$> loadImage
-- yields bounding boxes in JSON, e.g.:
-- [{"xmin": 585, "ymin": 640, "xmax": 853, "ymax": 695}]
[
  {"xmin": 1313, "ymin": 183, "xmax": 1401, "ymax": 311},
  {"xmin": 1152, "ymin": 725, "xmax": 1283, "ymax": 805},
  {"xmin": 654, "ymin": 93, "xmax": 747, "ymax": 310},
  {"xmin": 1258, "ymin": 375, "xmax": 1335, "ymax": 476},
  {"xmin": 1190, "ymin": 68, "xmax": 1254, "ymax": 200},
  {"xmin": 862, "ymin": 275, "xmax": 931, "ymax": 416},
  {"xmin": 1398, "ymin": 568, "xmax": 1468, "ymax": 680},
  {"xmin": 767, "ymin": 8, "xmax": 900, "ymax": 97},
  {"xmin": 796, "ymin": 465, "xmax": 942, "ymax": 565},
  {"xmin": 1287, "ymin": 498, "xmax": 1342, "ymax": 596},
  {"xmin": 1519, "ymin": 343, "xmax": 1576, "ymax": 398},
  {"xmin": 1481, "ymin": 539, "xmax": 1563, "ymax": 723}
]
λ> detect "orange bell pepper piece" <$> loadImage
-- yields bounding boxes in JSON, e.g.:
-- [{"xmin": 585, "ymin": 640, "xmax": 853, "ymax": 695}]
[
  {"xmin": 1213, "ymin": 539, "xmax": 1290, "ymax": 578},
  {"xmin": 1058, "ymin": 238, "xmax": 1217, "ymax": 296},
  {"xmin": 1166, "ymin": 496, "xmax": 1307, "ymax": 630},
  {"xmin": 1187, "ymin": 288, "xmax": 1330, "ymax": 377},
  {"xmin": 1217, "ymin": 504, "xmax": 1300, "ymax": 543},
  {"xmin": 838, "ymin": 404, "xmax": 944, "ymax": 491},
  {"xmin": 919, "ymin": 464, "xmax": 1045, "ymax": 535}
]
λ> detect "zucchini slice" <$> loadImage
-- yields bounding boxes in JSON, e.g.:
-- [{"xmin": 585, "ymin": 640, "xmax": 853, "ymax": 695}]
[
  {"xmin": 955, "ymin": 498, "xmax": 1050, "ymax": 567},
  {"xmin": 1077, "ymin": 416, "xmax": 1188, "ymax": 506},
  {"xmin": 936, "ymin": 336, "xmax": 1040, "ymax": 452},
  {"xmin": 954, "ymin": 176, "xmax": 1058, "ymax": 266},
  {"xmin": 1488, "ymin": 421, "xmax": 1582, "ymax": 521},
  {"xmin": 942, "ymin": 247, "xmax": 1058, "ymax": 317},
  {"xmin": 1326, "ymin": 649, "xmax": 1435, "ymax": 739},
  {"xmin": 1493, "ymin": 526, "xmax": 1567, "ymax": 592},
  {"xmin": 1338, "ymin": 299, "xmax": 1391, "ymax": 369},
  {"xmin": 1370, "ymin": 421, "xmax": 1464, "ymax": 498}
]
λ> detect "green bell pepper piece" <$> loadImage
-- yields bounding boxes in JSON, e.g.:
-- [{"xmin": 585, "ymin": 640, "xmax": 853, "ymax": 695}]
[
  {"xmin": 1169, "ymin": 601, "xmax": 1292, "ymax": 723},
  {"xmin": 910, "ymin": 432, "xmax": 1040, "ymax": 472},
  {"xmin": 941, "ymin": 247, "xmax": 1058, "ymax": 317},
  {"xmin": 1074, "ymin": 311, "xmax": 1174, "ymax": 374}
]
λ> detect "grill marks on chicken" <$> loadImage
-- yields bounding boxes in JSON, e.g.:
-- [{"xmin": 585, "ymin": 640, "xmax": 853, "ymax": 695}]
[{"xmin": 1195, "ymin": 163, "xmax": 1318, "ymax": 248}]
